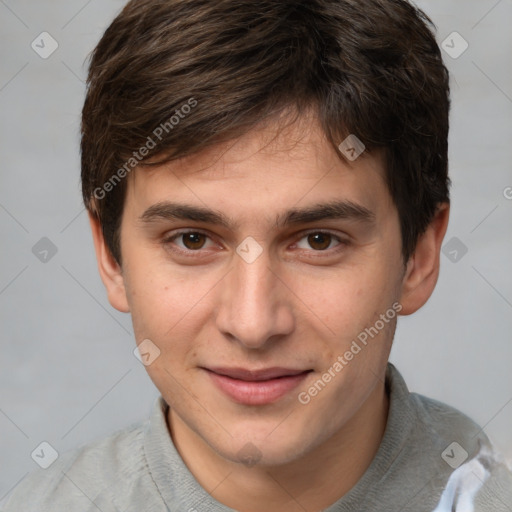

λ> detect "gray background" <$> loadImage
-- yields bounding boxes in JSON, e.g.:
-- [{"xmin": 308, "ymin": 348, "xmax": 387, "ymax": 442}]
[{"xmin": 1, "ymin": 0, "xmax": 511, "ymax": 503}]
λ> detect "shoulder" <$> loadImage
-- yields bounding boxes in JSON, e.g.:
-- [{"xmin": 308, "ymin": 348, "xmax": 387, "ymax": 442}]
[
  {"xmin": 2, "ymin": 420, "xmax": 149, "ymax": 512},
  {"xmin": 411, "ymin": 391, "xmax": 483, "ymax": 441},
  {"xmin": 432, "ymin": 441, "xmax": 512, "ymax": 511},
  {"xmin": 474, "ymin": 459, "xmax": 512, "ymax": 511},
  {"xmin": 387, "ymin": 363, "xmax": 487, "ymax": 456},
  {"xmin": 386, "ymin": 364, "xmax": 512, "ymax": 510}
]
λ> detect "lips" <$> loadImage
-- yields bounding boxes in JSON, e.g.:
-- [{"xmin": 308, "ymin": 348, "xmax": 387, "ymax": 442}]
[
  {"xmin": 208, "ymin": 366, "xmax": 309, "ymax": 381},
  {"xmin": 204, "ymin": 366, "xmax": 312, "ymax": 405}
]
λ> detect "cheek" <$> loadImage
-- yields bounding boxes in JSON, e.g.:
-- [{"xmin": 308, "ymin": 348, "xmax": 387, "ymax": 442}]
[
  {"xmin": 123, "ymin": 251, "xmax": 185, "ymax": 323},
  {"xmin": 294, "ymin": 266, "xmax": 391, "ymax": 328},
  {"xmin": 290, "ymin": 263, "xmax": 401, "ymax": 366},
  {"xmin": 125, "ymin": 262, "xmax": 220, "ymax": 359}
]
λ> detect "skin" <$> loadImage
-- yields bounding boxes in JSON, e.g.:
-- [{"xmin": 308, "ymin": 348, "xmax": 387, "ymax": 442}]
[{"xmin": 90, "ymin": 112, "xmax": 449, "ymax": 512}]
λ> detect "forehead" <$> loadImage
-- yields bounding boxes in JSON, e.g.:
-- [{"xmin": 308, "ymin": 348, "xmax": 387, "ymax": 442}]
[{"xmin": 125, "ymin": 113, "xmax": 392, "ymax": 223}]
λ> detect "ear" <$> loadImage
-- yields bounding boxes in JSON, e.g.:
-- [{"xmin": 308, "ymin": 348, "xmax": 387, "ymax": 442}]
[
  {"xmin": 88, "ymin": 213, "xmax": 130, "ymax": 313},
  {"xmin": 398, "ymin": 203, "xmax": 450, "ymax": 316}
]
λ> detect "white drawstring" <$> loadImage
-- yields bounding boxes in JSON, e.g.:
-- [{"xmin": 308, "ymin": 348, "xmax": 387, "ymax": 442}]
[{"xmin": 432, "ymin": 442, "xmax": 496, "ymax": 512}]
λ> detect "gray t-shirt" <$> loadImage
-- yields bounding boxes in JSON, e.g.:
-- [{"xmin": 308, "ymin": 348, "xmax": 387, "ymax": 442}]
[{"xmin": 3, "ymin": 362, "xmax": 512, "ymax": 511}]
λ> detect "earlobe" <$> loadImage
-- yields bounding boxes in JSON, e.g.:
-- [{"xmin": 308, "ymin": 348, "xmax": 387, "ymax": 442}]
[
  {"xmin": 88, "ymin": 213, "xmax": 130, "ymax": 313},
  {"xmin": 399, "ymin": 203, "xmax": 450, "ymax": 316}
]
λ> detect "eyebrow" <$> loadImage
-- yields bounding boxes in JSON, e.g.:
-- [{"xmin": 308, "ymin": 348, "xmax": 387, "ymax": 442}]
[{"xmin": 139, "ymin": 200, "xmax": 375, "ymax": 229}]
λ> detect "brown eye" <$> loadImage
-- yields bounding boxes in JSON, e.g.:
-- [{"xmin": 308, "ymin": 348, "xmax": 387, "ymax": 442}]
[
  {"xmin": 162, "ymin": 230, "xmax": 219, "ymax": 257},
  {"xmin": 181, "ymin": 232, "xmax": 207, "ymax": 250},
  {"xmin": 307, "ymin": 232, "xmax": 332, "ymax": 250}
]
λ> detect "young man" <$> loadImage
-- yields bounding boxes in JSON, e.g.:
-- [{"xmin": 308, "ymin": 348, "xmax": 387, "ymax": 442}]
[{"xmin": 4, "ymin": 0, "xmax": 512, "ymax": 511}]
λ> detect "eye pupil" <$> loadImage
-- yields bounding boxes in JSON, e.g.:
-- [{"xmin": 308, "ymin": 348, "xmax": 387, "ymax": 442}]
[
  {"xmin": 183, "ymin": 233, "xmax": 206, "ymax": 250},
  {"xmin": 308, "ymin": 233, "xmax": 331, "ymax": 250}
]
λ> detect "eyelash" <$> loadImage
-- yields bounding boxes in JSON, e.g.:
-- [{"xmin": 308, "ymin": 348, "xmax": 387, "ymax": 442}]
[{"xmin": 161, "ymin": 229, "xmax": 349, "ymax": 257}]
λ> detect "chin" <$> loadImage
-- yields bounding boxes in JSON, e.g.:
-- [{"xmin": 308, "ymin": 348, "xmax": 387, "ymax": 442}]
[{"xmin": 207, "ymin": 423, "xmax": 323, "ymax": 468}]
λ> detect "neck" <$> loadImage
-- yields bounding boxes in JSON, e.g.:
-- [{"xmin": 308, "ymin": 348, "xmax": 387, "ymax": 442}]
[{"xmin": 167, "ymin": 378, "xmax": 389, "ymax": 512}]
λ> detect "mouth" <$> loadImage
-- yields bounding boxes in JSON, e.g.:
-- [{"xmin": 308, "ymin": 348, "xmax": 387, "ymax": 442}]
[{"xmin": 203, "ymin": 366, "xmax": 313, "ymax": 405}]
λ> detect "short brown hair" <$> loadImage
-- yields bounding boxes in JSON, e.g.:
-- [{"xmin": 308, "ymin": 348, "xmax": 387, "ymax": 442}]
[{"xmin": 81, "ymin": 0, "xmax": 450, "ymax": 264}]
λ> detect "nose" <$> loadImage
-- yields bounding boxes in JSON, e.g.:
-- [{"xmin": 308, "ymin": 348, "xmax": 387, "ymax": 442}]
[{"xmin": 215, "ymin": 248, "xmax": 295, "ymax": 350}]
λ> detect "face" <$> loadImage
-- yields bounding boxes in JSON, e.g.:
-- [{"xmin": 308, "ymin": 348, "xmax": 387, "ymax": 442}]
[{"xmin": 107, "ymin": 113, "xmax": 411, "ymax": 466}]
